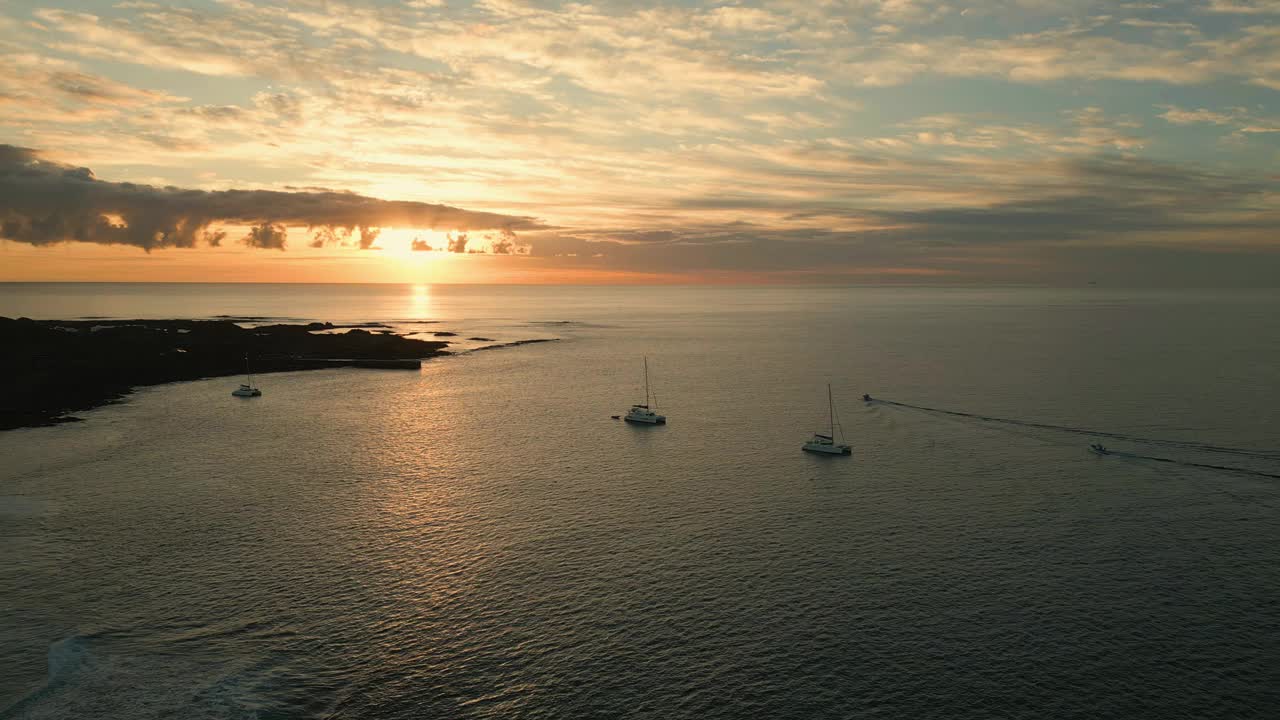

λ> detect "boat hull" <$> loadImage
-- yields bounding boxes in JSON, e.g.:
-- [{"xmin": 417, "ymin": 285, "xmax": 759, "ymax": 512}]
[
  {"xmin": 803, "ymin": 442, "xmax": 850, "ymax": 455},
  {"xmin": 232, "ymin": 389, "xmax": 262, "ymax": 397},
  {"xmin": 624, "ymin": 414, "xmax": 666, "ymax": 424}
]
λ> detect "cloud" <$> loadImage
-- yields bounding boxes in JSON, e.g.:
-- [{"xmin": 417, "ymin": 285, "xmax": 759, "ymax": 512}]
[
  {"xmin": 0, "ymin": 52, "xmax": 185, "ymax": 125},
  {"xmin": 1158, "ymin": 106, "xmax": 1239, "ymax": 125},
  {"xmin": 2, "ymin": 1, "xmax": 1278, "ymax": 284},
  {"xmin": 1205, "ymin": 0, "xmax": 1280, "ymax": 14},
  {"xmin": 863, "ymin": 159, "xmax": 1273, "ymax": 242},
  {"xmin": 253, "ymin": 91, "xmax": 304, "ymax": 124},
  {"xmin": 446, "ymin": 231, "xmax": 469, "ymax": 253},
  {"xmin": 1117, "ymin": 18, "xmax": 1201, "ymax": 34},
  {"xmin": 703, "ymin": 7, "xmax": 788, "ymax": 32},
  {"xmin": 0, "ymin": 145, "xmax": 540, "ymax": 251},
  {"xmin": 490, "ymin": 228, "xmax": 516, "ymax": 254},
  {"xmin": 514, "ymin": 154, "xmax": 1280, "ymax": 281},
  {"xmin": 830, "ymin": 22, "xmax": 1280, "ymax": 90},
  {"xmin": 29, "ymin": 3, "xmax": 824, "ymax": 102},
  {"xmin": 1156, "ymin": 104, "xmax": 1280, "ymax": 137},
  {"xmin": 243, "ymin": 222, "xmax": 287, "ymax": 249},
  {"xmin": 358, "ymin": 226, "xmax": 381, "ymax": 250}
]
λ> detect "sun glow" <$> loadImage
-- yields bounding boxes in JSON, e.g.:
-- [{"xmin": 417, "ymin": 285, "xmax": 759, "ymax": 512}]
[
  {"xmin": 339, "ymin": 228, "xmax": 523, "ymax": 284},
  {"xmin": 373, "ymin": 228, "xmax": 451, "ymax": 258}
]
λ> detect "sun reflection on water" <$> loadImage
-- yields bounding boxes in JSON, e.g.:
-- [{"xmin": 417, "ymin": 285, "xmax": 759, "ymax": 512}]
[{"xmin": 408, "ymin": 283, "xmax": 433, "ymax": 319}]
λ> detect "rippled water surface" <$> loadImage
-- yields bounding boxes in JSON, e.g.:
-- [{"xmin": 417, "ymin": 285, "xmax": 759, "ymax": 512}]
[{"xmin": 2, "ymin": 285, "xmax": 1279, "ymax": 718}]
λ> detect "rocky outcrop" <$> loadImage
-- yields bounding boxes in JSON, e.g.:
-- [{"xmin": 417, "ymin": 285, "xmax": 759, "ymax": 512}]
[{"xmin": 0, "ymin": 318, "xmax": 449, "ymax": 430}]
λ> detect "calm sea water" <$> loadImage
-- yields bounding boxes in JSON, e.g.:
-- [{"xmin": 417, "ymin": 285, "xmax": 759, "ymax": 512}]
[{"xmin": 2, "ymin": 283, "xmax": 1279, "ymax": 719}]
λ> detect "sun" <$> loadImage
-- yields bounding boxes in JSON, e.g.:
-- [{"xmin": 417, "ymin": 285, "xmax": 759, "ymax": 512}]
[{"xmin": 374, "ymin": 228, "xmax": 450, "ymax": 259}]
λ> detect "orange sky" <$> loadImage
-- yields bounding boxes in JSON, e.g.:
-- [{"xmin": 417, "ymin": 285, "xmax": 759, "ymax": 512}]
[
  {"xmin": 0, "ymin": 237, "xmax": 598, "ymax": 284},
  {"xmin": 2, "ymin": 2, "xmax": 1279, "ymax": 285},
  {"xmin": 0, "ymin": 239, "xmax": 966, "ymax": 285}
]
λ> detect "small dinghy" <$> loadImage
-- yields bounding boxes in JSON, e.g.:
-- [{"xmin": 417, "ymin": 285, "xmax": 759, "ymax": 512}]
[{"xmin": 1089, "ymin": 443, "xmax": 1109, "ymax": 455}]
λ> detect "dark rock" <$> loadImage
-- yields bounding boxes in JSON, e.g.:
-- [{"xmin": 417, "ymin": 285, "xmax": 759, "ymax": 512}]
[
  {"xmin": 0, "ymin": 317, "xmax": 448, "ymax": 431},
  {"xmin": 471, "ymin": 338, "xmax": 558, "ymax": 352}
]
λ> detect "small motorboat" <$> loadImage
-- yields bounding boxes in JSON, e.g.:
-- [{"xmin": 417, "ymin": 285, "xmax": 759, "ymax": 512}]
[
  {"xmin": 862, "ymin": 393, "xmax": 872, "ymax": 402},
  {"xmin": 1089, "ymin": 443, "xmax": 1109, "ymax": 455}
]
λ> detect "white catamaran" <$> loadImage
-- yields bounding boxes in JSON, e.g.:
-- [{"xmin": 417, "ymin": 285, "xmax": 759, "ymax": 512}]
[
  {"xmin": 624, "ymin": 356, "xmax": 666, "ymax": 424},
  {"xmin": 231, "ymin": 353, "xmax": 262, "ymax": 397},
  {"xmin": 803, "ymin": 384, "xmax": 850, "ymax": 455}
]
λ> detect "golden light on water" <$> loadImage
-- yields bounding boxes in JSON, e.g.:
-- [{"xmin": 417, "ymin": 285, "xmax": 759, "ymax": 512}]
[{"xmin": 408, "ymin": 283, "xmax": 433, "ymax": 319}]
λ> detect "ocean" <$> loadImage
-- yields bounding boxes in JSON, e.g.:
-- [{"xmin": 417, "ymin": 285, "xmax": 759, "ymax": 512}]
[{"xmin": 2, "ymin": 283, "xmax": 1279, "ymax": 718}]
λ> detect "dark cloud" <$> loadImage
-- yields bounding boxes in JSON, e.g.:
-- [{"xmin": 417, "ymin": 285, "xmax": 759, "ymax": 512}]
[
  {"xmin": 525, "ymin": 222, "xmax": 1280, "ymax": 284},
  {"xmin": 519, "ymin": 155, "xmax": 1280, "ymax": 283},
  {"xmin": 309, "ymin": 227, "xmax": 338, "ymax": 248},
  {"xmin": 181, "ymin": 105, "xmax": 247, "ymax": 122},
  {"xmin": 243, "ymin": 222, "xmax": 287, "ymax": 249},
  {"xmin": 0, "ymin": 145, "xmax": 541, "ymax": 251},
  {"xmin": 48, "ymin": 71, "xmax": 143, "ymax": 102},
  {"xmin": 586, "ymin": 229, "xmax": 678, "ymax": 245},
  {"xmin": 254, "ymin": 91, "xmax": 303, "ymax": 124},
  {"xmin": 858, "ymin": 157, "xmax": 1279, "ymax": 246},
  {"xmin": 654, "ymin": 155, "xmax": 1280, "ymax": 248},
  {"xmin": 490, "ymin": 228, "xmax": 516, "ymax": 254},
  {"xmin": 446, "ymin": 231, "xmax": 469, "ymax": 253}
]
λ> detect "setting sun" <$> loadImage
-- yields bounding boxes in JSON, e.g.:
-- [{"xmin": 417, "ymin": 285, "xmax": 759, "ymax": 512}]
[{"xmin": 3, "ymin": 2, "xmax": 1279, "ymax": 717}]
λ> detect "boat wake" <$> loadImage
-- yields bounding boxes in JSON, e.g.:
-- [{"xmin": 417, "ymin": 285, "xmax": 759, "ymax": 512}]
[
  {"xmin": 0, "ymin": 634, "xmax": 312, "ymax": 720},
  {"xmin": 1101, "ymin": 450, "xmax": 1280, "ymax": 480},
  {"xmin": 874, "ymin": 399, "xmax": 1280, "ymax": 460}
]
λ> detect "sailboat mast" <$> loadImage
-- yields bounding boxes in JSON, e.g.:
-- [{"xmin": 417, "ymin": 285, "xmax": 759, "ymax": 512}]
[
  {"xmin": 828, "ymin": 383, "xmax": 834, "ymax": 438},
  {"xmin": 245, "ymin": 353, "xmax": 252, "ymax": 386},
  {"xmin": 644, "ymin": 356, "xmax": 650, "ymax": 406}
]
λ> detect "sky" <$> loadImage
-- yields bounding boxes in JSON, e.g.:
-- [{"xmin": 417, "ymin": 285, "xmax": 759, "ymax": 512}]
[{"xmin": 1, "ymin": 0, "xmax": 1278, "ymax": 285}]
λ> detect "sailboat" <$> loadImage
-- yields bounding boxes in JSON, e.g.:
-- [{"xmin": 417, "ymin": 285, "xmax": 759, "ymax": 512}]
[
  {"xmin": 624, "ymin": 356, "xmax": 666, "ymax": 424},
  {"xmin": 803, "ymin": 384, "xmax": 850, "ymax": 455},
  {"xmin": 231, "ymin": 353, "xmax": 262, "ymax": 397}
]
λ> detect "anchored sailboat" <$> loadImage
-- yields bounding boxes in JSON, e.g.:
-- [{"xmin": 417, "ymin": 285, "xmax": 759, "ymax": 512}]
[
  {"xmin": 231, "ymin": 353, "xmax": 262, "ymax": 397},
  {"xmin": 624, "ymin": 356, "xmax": 665, "ymax": 424},
  {"xmin": 803, "ymin": 384, "xmax": 850, "ymax": 455}
]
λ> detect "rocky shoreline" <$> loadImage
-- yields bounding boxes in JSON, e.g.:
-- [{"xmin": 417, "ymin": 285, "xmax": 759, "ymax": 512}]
[{"xmin": 1, "ymin": 317, "xmax": 452, "ymax": 430}]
